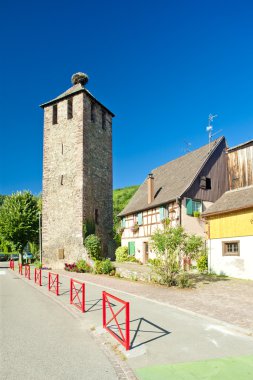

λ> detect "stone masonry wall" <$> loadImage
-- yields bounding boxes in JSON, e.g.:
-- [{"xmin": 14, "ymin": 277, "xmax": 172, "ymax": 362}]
[
  {"xmin": 42, "ymin": 89, "xmax": 114, "ymax": 267},
  {"xmin": 83, "ymin": 94, "xmax": 114, "ymax": 258},
  {"xmin": 42, "ymin": 93, "xmax": 86, "ymax": 267}
]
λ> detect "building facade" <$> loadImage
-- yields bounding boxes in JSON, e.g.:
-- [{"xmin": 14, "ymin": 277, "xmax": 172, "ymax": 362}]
[
  {"xmin": 119, "ymin": 137, "xmax": 228, "ymax": 262},
  {"xmin": 41, "ymin": 73, "xmax": 114, "ymax": 267},
  {"xmin": 203, "ymin": 140, "xmax": 253, "ymax": 280},
  {"xmin": 203, "ymin": 186, "xmax": 253, "ymax": 280}
]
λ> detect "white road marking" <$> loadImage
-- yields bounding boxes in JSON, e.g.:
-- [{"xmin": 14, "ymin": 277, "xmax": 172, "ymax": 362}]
[{"xmin": 0, "ymin": 271, "xmax": 6, "ymax": 275}]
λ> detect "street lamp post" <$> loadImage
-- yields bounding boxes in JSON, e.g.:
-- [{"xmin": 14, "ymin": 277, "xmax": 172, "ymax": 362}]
[{"xmin": 38, "ymin": 211, "xmax": 42, "ymax": 265}]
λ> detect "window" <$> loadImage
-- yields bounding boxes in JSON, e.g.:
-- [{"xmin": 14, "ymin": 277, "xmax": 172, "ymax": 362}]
[
  {"xmin": 222, "ymin": 241, "xmax": 240, "ymax": 256},
  {"xmin": 159, "ymin": 206, "xmax": 168, "ymax": 221},
  {"xmin": 200, "ymin": 176, "xmax": 211, "ymax": 190},
  {"xmin": 102, "ymin": 110, "xmax": 106, "ymax": 130},
  {"xmin": 137, "ymin": 212, "xmax": 143, "ymax": 225},
  {"xmin": 121, "ymin": 217, "xmax": 126, "ymax": 228},
  {"xmin": 186, "ymin": 198, "xmax": 202, "ymax": 216},
  {"xmin": 52, "ymin": 104, "xmax": 58, "ymax": 124},
  {"xmin": 67, "ymin": 98, "xmax": 73, "ymax": 119},
  {"xmin": 61, "ymin": 143, "xmax": 63, "ymax": 155},
  {"xmin": 60, "ymin": 175, "xmax": 64, "ymax": 185},
  {"xmin": 95, "ymin": 209, "xmax": 99, "ymax": 224},
  {"xmin": 91, "ymin": 102, "xmax": 96, "ymax": 122}
]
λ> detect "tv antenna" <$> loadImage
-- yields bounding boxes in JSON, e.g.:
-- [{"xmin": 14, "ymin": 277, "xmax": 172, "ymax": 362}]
[
  {"xmin": 206, "ymin": 114, "xmax": 222, "ymax": 150},
  {"xmin": 183, "ymin": 141, "xmax": 192, "ymax": 154}
]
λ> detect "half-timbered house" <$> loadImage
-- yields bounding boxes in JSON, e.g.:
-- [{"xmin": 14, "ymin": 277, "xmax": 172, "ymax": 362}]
[{"xmin": 119, "ymin": 137, "xmax": 228, "ymax": 262}]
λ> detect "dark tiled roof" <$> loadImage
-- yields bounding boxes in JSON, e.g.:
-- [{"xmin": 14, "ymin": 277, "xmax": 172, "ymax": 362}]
[
  {"xmin": 203, "ymin": 186, "xmax": 253, "ymax": 216},
  {"xmin": 227, "ymin": 139, "xmax": 253, "ymax": 152},
  {"xmin": 119, "ymin": 137, "xmax": 225, "ymax": 216},
  {"xmin": 40, "ymin": 83, "xmax": 114, "ymax": 116}
]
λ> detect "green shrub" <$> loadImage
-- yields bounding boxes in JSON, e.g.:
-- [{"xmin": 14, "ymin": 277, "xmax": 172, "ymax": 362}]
[
  {"xmin": 115, "ymin": 246, "xmax": 139, "ymax": 263},
  {"xmin": 197, "ymin": 254, "xmax": 208, "ymax": 273},
  {"xmin": 193, "ymin": 211, "xmax": 200, "ymax": 218},
  {"xmin": 83, "ymin": 219, "xmax": 96, "ymax": 239},
  {"xmin": 126, "ymin": 256, "xmax": 139, "ymax": 263},
  {"xmin": 115, "ymin": 246, "xmax": 128, "ymax": 262},
  {"xmin": 94, "ymin": 259, "xmax": 115, "ymax": 275},
  {"xmin": 76, "ymin": 259, "xmax": 91, "ymax": 273},
  {"xmin": 34, "ymin": 260, "xmax": 42, "ymax": 269},
  {"xmin": 84, "ymin": 234, "xmax": 102, "ymax": 260},
  {"xmin": 176, "ymin": 272, "xmax": 193, "ymax": 288}
]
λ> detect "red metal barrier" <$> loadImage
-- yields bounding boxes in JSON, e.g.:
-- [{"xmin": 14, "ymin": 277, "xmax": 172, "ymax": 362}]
[
  {"xmin": 102, "ymin": 291, "xmax": 130, "ymax": 351},
  {"xmin": 48, "ymin": 272, "xmax": 59, "ymax": 295},
  {"xmin": 9, "ymin": 260, "xmax": 14, "ymax": 270},
  {"xmin": 34, "ymin": 268, "xmax": 42, "ymax": 286},
  {"xmin": 70, "ymin": 279, "xmax": 85, "ymax": 313},
  {"xmin": 25, "ymin": 265, "xmax": 31, "ymax": 280},
  {"xmin": 19, "ymin": 263, "xmax": 23, "ymax": 275}
]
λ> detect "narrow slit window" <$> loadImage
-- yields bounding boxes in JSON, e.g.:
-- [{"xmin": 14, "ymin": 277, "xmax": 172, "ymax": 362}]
[
  {"xmin": 61, "ymin": 175, "xmax": 64, "ymax": 185},
  {"xmin": 67, "ymin": 98, "xmax": 73, "ymax": 119},
  {"xmin": 91, "ymin": 102, "xmax": 96, "ymax": 122},
  {"xmin": 52, "ymin": 105, "xmax": 58, "ymax": 124},
  {"xmin": 95, "ymin": 209, "xmax": 99, "ymax": 224},
  {"xmin": 102, "ymin": 110, "xmax": 106, "ymax": 130},
  {"xmin": 61, "ymin": 143, "xmax": 63, "ymax": 155}
]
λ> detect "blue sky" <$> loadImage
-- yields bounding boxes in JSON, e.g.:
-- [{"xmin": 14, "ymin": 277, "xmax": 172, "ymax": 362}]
[{"xmin": 1, "ymin": 0, "xmax": 253, "ymax": 194}]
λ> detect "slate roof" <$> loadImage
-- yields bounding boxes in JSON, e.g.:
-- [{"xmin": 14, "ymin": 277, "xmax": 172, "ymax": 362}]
[
  {"xmin": 119, "ymin": 137, "xmax": 225, "ymax": 216},
  {"xmin": 40, "ymin": 83, "xmax": 114, "ymax": 116},
  {"xmin": 202, "ymin": 186, "xmax": 253, "ymax": 216}
]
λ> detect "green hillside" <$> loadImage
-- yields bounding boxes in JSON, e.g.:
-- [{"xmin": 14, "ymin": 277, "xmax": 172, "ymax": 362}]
[{"xmin": 113, "ymin": 185, "xmax": 139, "ymax": 245}]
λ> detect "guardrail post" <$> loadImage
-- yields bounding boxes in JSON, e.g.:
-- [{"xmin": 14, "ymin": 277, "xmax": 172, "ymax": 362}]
[
  {"xmin": 125, "ymin": 302, "xmax": 130, "ymax": 351},
  {"xmin": 102, "ymin": 291, "xmax": 106, "ymax": 328},
  {"xmin": 102, "ymin": 291, "xmax": 130, "ymax": 351},
  {"xmin": 69, "ymin": 278, "xmax": 85, "ymax": 312},
  {"xmin": 56, "ymin": 274, "xmax": 59, "ymax": 296},
  {"xmin": 70, "ymin": 279, "xmax": 73, "ymax": 304}
]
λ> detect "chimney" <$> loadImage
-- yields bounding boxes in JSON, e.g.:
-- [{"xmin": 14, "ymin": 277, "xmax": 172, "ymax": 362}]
[{"xmin": 147, "ymin": 173, "xmax": 154, "ymax": 204}]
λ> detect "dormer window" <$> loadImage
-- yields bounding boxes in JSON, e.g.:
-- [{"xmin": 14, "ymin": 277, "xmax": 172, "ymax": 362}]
[
  {"xmin": 200, "ymin": 176, "xmax": 211, "ymax": 190},
  {"xmin": 67, "ymin": 98, "xmax": 73, "ymax": 119},
  {"xmin": 52, "ymin": 105, "xmax": 58, "ymax": 124}
]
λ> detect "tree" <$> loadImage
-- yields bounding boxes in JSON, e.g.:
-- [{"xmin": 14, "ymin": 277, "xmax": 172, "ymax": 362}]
[
  {"xmin": 0, "ymin": 191, "xmax": 39, "ymax": 260},
  {"xmin": 150, "ymin": 222, "xmax": 205, "ymax": 286},
  {"xmin": 150, "ymin": 224, "xmax": 186, "ymax": 286}
]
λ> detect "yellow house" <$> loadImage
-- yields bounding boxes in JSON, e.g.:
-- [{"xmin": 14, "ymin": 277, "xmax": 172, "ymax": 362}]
[{"xmin": 203, "ymin": 186, "xmax": 253, "ymax": 280}]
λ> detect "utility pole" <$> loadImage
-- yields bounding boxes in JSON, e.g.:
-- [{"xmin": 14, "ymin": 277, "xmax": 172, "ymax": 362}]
[{"xmin": 38, "ymin": 211, "xmax": 42, "ymax": 265}]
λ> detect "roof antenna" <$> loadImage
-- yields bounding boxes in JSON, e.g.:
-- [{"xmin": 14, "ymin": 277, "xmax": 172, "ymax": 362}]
[
  {"xmin": 206, "ymin": 114, "xmax": 222, "ymax": 150},
  {"xmin": 183, "ymin": 141, "xmax": 192, "ymax": 154}
]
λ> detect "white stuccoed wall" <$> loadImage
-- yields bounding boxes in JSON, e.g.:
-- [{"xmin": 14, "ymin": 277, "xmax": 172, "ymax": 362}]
[{"xmin": 207, "ymin": 236, "xmax": 253, "ymax": 280}]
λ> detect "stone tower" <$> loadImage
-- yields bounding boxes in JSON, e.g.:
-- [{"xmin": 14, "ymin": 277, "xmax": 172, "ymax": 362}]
[{"xmin": 41, "ymin": 73, "xmax": 114, "ymax": 267}]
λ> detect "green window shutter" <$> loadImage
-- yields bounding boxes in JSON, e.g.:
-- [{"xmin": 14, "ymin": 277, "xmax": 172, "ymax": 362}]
[
  {"xmin": 128, "ymin": 242, "xmax": 135, "ymax": 256},
  {"xmin": 159, "ymin": 206, "xmax": 165, "ymax": 220},
  {"xmin": 186, "ymin": 199, "xmax": 193, "ymax": 215},
  {"xmin": 138, "ymin": 213, "xmax": 143, "ymax": 225},
  {"xmin": 121, "ymin": 217, "xmax": 126, "ymax": 228}
]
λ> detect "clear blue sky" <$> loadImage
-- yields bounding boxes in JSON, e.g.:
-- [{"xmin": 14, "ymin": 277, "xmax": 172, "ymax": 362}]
[{"xmin": 1, "ymin": 0, "xmax": 253, "ymax": 195}]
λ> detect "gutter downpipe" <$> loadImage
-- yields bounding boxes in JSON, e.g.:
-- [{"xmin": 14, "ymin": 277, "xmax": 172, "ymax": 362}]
[{"xmin": 176, "ymin": 196, "xmax": 182, "ymax": 226}]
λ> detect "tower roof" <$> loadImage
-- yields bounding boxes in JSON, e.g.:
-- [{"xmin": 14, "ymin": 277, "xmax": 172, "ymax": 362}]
[{"xmin": 40, "ymin": 73, "xmax": 115, "ymax": 116}]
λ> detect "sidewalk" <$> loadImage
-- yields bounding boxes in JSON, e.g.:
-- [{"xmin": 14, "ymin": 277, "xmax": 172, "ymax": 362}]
[
  {"xmin": 10, "ymin": 264, "xmax": 253, "ymax": 380},
  {"xmin": 56, "ymin": 268, "xmax": 253, "ymax": 332}
]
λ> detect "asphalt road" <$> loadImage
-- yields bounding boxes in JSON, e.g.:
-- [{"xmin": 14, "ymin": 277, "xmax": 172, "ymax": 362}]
[{"xmin": 0, "ymin": 263, "xmax": 118, "ymax": 380}]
